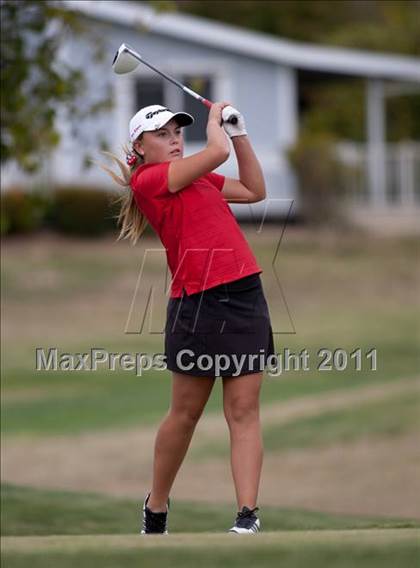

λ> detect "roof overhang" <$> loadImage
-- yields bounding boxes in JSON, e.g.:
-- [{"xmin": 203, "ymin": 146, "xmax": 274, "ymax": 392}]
[{"xmin": 63, "ymin": 0, "xmax": 420, "ymax": 83}]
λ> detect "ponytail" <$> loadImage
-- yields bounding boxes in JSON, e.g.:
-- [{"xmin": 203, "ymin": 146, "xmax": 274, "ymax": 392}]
[{"xmin": 94, "ymin": 144, "xmax": 148, "ymax": 246}]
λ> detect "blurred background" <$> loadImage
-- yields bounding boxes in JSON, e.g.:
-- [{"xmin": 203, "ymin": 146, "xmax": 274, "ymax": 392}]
[{"xmin": 1, "ymin": 1, "xmax": 419, "ymax": 566}]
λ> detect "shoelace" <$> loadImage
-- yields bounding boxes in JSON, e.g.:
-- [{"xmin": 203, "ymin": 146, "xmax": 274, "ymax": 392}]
[
  {"xmin": 237, "ymin": 507, "xmax": 259, "ymax": 518},
  {"xmin": 235, "ymin": 506, "xmax": 259, "ymax": 528},
  {"xmin": 144, "ymin": 507, "xmax": 167, "ymax": 533}
]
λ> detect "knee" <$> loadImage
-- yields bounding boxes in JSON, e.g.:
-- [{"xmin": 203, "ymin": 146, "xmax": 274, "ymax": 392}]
[
  {"xmin": 224, "ymin": 398, "xmax": 259, "ymax": 426},
  {"xmin": 169, "ymin": 405, "xmax": 203, "ymax": 429}
]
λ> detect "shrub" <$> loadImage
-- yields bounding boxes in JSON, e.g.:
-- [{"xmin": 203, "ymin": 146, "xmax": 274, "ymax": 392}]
[
  {"xmin": 287, "ymin": 133, "xmax": 355, "ymax": 227},
  {"xmin": 1, "ymin": 185, "xmax": 152, "ymax": 239},
  {"xmin": 50, "ymin": 186, "xmax": 119, "ymax": 237},
  {"xmin": 1, "ymin": 188, "xmax": 52, "ymax": 235}
]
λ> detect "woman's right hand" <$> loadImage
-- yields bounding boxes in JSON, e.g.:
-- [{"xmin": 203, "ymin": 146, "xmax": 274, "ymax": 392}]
[
  {"xmin": 206, "ymin": 102, "xmax": 231, "ymax": 159},
  {"xmin": 207, "ymin": 101, "xmax": 232, "ymax": 126}
]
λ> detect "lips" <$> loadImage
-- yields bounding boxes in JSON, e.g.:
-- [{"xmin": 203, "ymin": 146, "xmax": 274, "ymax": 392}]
[{"xmin": 170, "ymin": 149, "xmax": 181, "ymax": 156}]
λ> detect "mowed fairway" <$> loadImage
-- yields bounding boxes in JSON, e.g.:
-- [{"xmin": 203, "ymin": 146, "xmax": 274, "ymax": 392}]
[
  {"xmin": 2, "ymin": 530, "xmax": 420, "ymax": 567},
  {"xmin": 2, "ymin": 227, "xmax": 420, "ymax": 565}
]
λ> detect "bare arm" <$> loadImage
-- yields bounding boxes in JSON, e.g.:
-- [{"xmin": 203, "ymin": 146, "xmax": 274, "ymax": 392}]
[
  {"xmin": 221, "ymin": 135, "xmax": 266, "ymax": 203},
  {"xmin": 168, "ymin": 102, "xmax": 231, "ymax": 193}
]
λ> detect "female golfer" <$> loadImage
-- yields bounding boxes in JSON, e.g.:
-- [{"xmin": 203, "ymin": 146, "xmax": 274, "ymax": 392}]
[{"xmin": 101, "ymin": 101, "xmax": 274, "ymax": 534}]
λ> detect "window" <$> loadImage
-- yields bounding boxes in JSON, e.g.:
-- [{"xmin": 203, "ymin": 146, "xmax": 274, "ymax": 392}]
[
  {"xmin": 135, "ymin": 78, "xmax": 164, "ymax": 109},
  {"xmin": 133, "ymin": 74, "xmax": 214, "ymax": 143},
  {"xmin": 182, "ymin": 76, "xmax": 213, "ymax": 143}
]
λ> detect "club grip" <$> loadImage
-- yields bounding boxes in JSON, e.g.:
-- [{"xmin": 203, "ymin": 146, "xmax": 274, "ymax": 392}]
[
  {"xmin": 226, "ymin": 114, "xmax": 238, "ymax": 125},
  {"xmin": 202, "ymin": 100, "xmax": 238, "ymax": 126},
  {"xmin": 219, "ymin": 115, "xmax": 238, "ymax": 126}
]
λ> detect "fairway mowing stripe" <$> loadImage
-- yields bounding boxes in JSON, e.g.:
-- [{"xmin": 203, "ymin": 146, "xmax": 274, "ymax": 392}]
[{"xmin": 2, "ymin": 529, "xmax": 419, "ymax": 553}]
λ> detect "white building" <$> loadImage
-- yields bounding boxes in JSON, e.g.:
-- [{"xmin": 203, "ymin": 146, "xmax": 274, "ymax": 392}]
[{"xmin": 3, "ymin": 0, "xmax": 420, "ymax": 221}]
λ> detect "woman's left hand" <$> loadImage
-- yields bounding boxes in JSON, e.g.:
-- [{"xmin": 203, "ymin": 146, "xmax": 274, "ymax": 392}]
[{"xmin": 222, "ymin": 106, "xmax": 247, "ymax": 138}]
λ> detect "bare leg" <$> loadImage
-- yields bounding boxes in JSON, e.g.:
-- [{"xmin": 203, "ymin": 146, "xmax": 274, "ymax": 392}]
[
  {"xmin": 147, "ymin": 372, "xmax": 215, "ymax": 511},
  {"xmin": 222, "ymin": 372, "xmax": 264, "ymax": 510}
]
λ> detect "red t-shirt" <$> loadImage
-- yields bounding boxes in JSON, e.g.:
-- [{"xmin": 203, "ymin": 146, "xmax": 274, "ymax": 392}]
[{"xmin": 130, "ymin": 161, "xmax": 262, "ymax": 298}]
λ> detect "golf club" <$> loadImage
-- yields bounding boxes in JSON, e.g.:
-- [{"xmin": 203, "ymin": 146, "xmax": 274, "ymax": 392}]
[{"xmin": 112, "ymin": 43, "xmax": 238, "ymax": 125}]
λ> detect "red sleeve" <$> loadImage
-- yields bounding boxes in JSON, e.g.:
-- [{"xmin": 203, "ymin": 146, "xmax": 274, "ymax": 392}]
[
  {"xmin": 131, "ymin": 162, "xmax": 170, "ymax": 199},
  {"xmin": 204, "ymin": 172, "xmax": 225, "ymax": 192}
]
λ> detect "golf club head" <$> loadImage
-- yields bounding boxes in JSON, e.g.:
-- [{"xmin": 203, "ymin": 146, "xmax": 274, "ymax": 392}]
[{"xmin": 112, "ymin": 43, "xmax": 140, "ymax": 74}]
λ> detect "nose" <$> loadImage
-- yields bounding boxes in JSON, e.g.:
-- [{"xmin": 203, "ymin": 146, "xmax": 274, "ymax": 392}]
[{"xmin": 169, "ymin": 136, "xmax": 180, "ymax": 149}]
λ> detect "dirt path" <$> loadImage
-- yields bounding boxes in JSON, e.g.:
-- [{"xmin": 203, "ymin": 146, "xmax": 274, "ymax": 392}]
[
  {"xmin": 2, "ymin": 378, "xmax": 420, "ymax": 519},
  {"xmin": 170, "ymin": 431, "xmax": 420, "ymax": 519}
]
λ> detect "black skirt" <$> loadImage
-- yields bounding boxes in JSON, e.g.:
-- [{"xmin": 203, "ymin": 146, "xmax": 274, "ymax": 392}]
[{"xmin": 164, "ymin": 272, "xmax": 275, "ymax": 378}]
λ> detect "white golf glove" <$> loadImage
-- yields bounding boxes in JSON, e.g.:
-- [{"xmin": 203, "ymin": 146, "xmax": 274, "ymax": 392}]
[{"xmin": 222, "ymin": 106, "xmax": 247, "ymax": 138}]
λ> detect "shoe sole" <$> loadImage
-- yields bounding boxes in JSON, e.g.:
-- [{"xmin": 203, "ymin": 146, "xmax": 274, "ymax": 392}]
[{"xmin": 229, "ymin": 519, "xmax": 260, "ymax": 534}]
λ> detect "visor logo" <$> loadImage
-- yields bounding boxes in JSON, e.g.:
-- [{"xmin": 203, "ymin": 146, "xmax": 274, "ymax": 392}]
[{"xmin": 145, "ymin": 108, "xmax": 170, "ymax": 119}]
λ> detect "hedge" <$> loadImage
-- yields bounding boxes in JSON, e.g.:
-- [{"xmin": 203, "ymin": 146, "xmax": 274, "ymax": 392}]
[
  {"xmin": 287, "ymin": 133, "xmax": 357, "ymax": 227},
  {"xmin": 1, "ymin": 186, "xmax": 121, "ymax": 237},
  {"xmin": 1, "ymin": 188, "xmax": 52, "ymax": 235}
]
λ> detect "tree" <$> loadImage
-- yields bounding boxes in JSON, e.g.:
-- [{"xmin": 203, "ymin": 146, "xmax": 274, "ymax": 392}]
[
  {"xmin": 173, "ymin": 0, "xmax": 420, "ymax": 56},
  {"xmin": 170, "ymin": 1, "xmax": 420, "ymax": 142},
  {"xmin": 0, "ymin": 0, "xmax": 111, "ymax": 172}
]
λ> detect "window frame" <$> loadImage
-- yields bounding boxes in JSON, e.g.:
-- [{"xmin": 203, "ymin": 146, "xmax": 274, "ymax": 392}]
[{"xmin": 113, "ymin": 57, "xmax": 232, "ymax": 148}]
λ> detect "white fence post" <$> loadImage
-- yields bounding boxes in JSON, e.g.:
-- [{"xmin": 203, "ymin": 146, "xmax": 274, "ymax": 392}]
[
  {"xmin": 366, "ymin": 79, "xmax": 387, "ymax": 207},
  {"xmin": 337, "ymin": 141, "xmax": 420, "ymax": 211},
  {"xmin": 398, "ymin": 142, "xmax": 417, "ymax": 208}
]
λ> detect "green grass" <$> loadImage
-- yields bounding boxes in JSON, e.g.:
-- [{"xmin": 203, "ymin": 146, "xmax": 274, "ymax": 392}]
[
  {"xmin": 262, "ymin": 392, "xmax": 420, "ymax": 451},
  {"xmin": 1, "ymin": 371, "xmax": 172, "ymax": 436},
  {"xmin": 190, "ymin": 392, "xmax": 420, "ymax": 459},
  {"xmin": 3, "ymin": 534, "xmax": 419, "ymax": 568},
  {"xmin": 0, "ymin": 245, "xmax": 134, "ymax": 303},
  {"xmin": 2, "ymin": 531, "xmax": 420, "ymax": 568},
  {"xmin": 264, "ymin": 391, "xmax": 420, "ymax": 448},
  {"xmin": 2, "ymin": 231, "xmax": 419, "ymax": 437},
  {"xmin": 2, "ymin": 232, "xmax": 419, "ymax": 566},
  {"xmin": 2, "ymin": 484, "xmax": 419, "ymax": 537},
  {"xmin": 3, "ymin": 306, "xmax": 417, "ymax": 393},
  {"xmin": 2, "ymin": 368, "xmax": 419, "ymax": 438},
  {"xmin": 2, "ymin": 359, "xmax": 419, "ymax": 437}
]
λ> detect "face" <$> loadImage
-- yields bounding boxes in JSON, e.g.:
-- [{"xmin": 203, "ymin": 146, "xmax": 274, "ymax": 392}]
[{"xmin": 133, "ymin": 118, "xmax": 184, "ymax": 163}]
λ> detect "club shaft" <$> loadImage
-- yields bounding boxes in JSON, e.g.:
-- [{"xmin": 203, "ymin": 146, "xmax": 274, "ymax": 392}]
[{"xmin": 124, "ymin": 46, "xmax": 236, "ymax": 123}]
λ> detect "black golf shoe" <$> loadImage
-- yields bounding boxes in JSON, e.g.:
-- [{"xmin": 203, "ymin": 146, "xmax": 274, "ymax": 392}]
[
  {"xmin": 229, "ymin": 506, "xmax": 260, "ymax": 534},
  {"xmin": 141, "ymin": 492, "xmax": 170, "ymax": 534}
]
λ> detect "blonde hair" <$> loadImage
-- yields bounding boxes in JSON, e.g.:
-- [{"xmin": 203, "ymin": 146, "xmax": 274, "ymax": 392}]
[{"xmin": 95, "ymin": 143, "xmax": 148, "ymax": 246}]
